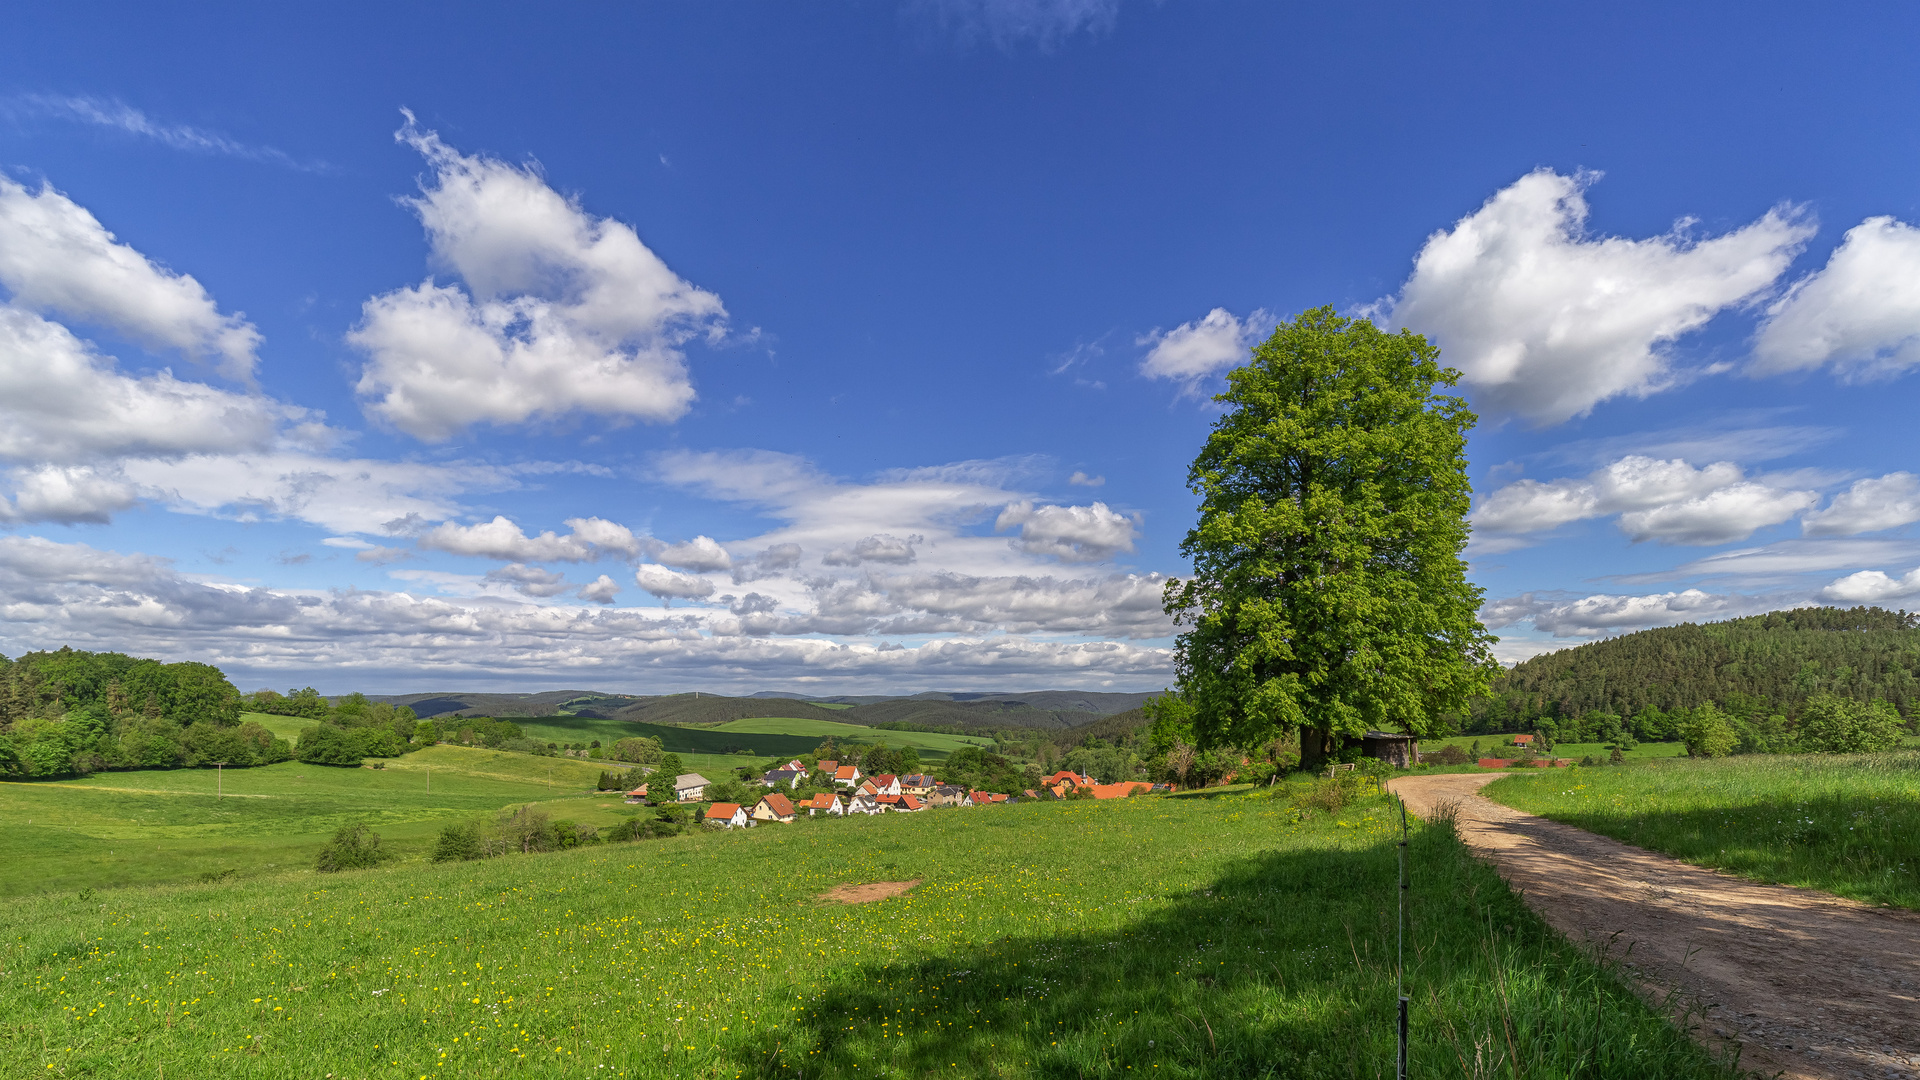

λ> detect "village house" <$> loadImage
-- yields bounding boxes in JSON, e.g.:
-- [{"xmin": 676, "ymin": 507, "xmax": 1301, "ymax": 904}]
[
  {"xmin": 672, "ymin": 773, "xmax": 711, "ymax": 801},
  {"xmin": 855, "ymin": 778, "xmax": 879, "ymax": 797},
  {"xmin": 760, "ymin": 768, "xmax": 806, "ymax": 789},
  {"xmin": 848, "ymin": 792, "xmax": 885, "ymax": 815},
  {"xmin": 753, "ymin": 792, "xmax": 797, "ymax": 824},
  {"xmin": 868, "ymin": 774, "xmax": 903, "ymax": 796},
  {"xmin": 799, "ymin": 792, "xmax": 844, "ymax": 816},
  {"xmin": 927, "ymin": 784, "xmax": 968, "ymax": 807},
  {"xmin": 832, "ymin": 764, "xmax": 862, "ymax": 787},
  {"xmin": 624, "ymin": 784, "xmax": 649, "ymax": 804},
  {"xmin": 816, "ymin": 759, "xmax": 840, "ymax": 776},
  {"xmin": 704, "ymin": 802, "xmax": 749, "ymax": 829},
  {"xmin": 876, "ymin": 793, "xmax": 926, "ymax": 812},
  {"xmin": 779, "ymin": 759, "xmax": 806, "ymax": 772},
  {"xmin": 1043, "ymin": 770, "xmax": 1093, "ymax": 789},
  {"xmin": 899, "ymin": 773, "xmax": 939, "ymax": 796}
]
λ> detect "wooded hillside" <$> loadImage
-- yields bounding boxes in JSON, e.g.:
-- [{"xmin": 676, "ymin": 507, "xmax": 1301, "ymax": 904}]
[{"xmin": 1471, "ymin": 606, "xmax": 1920, "ymax": 731}]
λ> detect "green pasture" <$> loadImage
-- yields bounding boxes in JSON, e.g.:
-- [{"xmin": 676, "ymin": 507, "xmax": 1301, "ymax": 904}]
[
  {"xmin": 0, "ymin": 789, "xmax": 1727, "ymax": 1079},
  {"xmin": 512, "ymin": 713, "xmax": 991, "ymax": 762},
  {"xmin": 1490, "ymin": 750, "xmax": 1920, "ymax": 910},
  {"xmin": 0, "ymin": 746, "xmax": 613, "ymax": 898},
  {"xmin": 1420, "ymin": 734, "xmax": 1688, "ymax": 762},
  {"xmin": 237, "ymin": 712, "xmax": 310, "ymax": 742}
]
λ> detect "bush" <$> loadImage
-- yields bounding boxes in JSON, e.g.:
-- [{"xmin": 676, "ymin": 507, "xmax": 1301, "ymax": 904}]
[
  {"xmin": 1795, "ymin": 693, "xmax": 1905, "ymax": 754},
  {"xmin": 431, "ymin": 821, "xmax": 487, "ymax": 862},
  {"xmin": 1423, "ymin": 744, "xmax": 1470, "ymax": 766},
  {"xmin": 295, "ymin": 725, "xmax": 363, "ymax": 766},
  {"xmin": 315, "ymin": 821, "xmax": 388, "ymax": 872},
  {"xmin": 1678, "ymin": 704, "xmax": 1737, "ymax": 758}
]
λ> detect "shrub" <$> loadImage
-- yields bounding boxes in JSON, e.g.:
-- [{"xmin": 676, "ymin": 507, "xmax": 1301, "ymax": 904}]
[
  {"xmin": 315, "ymin": 821, "xmax": 388, "ymax": 872},
  {"xmin": 295, "ymin": 725, "xmax": 363, "ymax": 766},
  {"xmin": 1423, "ymin": 744, "xmax": 1470, "ymax": 766},
  {"xmin": 1795, "ymin": 693, "xmax": 1905, "ymax": 754},
  {"xmin": 1678, "ymin": 704, "xmax": 1737, "ymax": 758},
  {"xmin": 431, "ymin": 821, "xmax": 486, "ymax": 862}
]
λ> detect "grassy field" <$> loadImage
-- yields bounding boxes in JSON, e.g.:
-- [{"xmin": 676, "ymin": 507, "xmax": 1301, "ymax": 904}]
[
  {"xmin": 512, "ymin": 713, "xmax": 992, "ymax": 762},
  {"xmin": 0, "ymin": 747, "xmax": 617, "ymax": 897},
  {"xmin": 1489, "ymin": 751, "xmax": 1920, "ymax": 910},
  {"xmin": 1418, "ymin": 734, "xmax": 1688, "ymax": 762},
  {"xmin": 0, "ymin": 788, "xmax": 1728, "ymax": 1079}
]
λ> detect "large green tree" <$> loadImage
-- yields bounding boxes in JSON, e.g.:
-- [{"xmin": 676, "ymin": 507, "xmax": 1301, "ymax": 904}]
[{"xmin": 1163, "ymin": 306, "xmax": 1498, "ymax": 772}]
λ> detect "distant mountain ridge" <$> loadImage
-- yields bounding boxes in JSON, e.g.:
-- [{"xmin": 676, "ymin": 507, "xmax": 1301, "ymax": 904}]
[{"xmin": 362, "ymin": 688, "xmax": 1160, "ymax": 731}]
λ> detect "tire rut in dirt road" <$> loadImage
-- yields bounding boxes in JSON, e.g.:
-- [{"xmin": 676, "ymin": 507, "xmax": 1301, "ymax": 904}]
[{"xmin": 1387, "ymin": 772, "xmax": 1920, "ymax": 1080}]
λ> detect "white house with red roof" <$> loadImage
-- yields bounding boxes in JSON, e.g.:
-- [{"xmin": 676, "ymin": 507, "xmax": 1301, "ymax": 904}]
[
  {"xmin": 832, "ymin": 764, "xmax": 862, "ymax": 787},
  {"xmin": 868, "ymin": 774, "xmax": 903, "ymax": 796},
  {"xmin": 704, "ymin": 802, "xmax": 749, "ymax": 829}
]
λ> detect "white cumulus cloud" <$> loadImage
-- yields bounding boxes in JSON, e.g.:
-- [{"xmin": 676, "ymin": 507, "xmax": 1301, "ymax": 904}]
[
  {"xmin": 0, "ymin": 465, "xmax": 140, "ymax": 524},
  {"xmin": 1387, "ymin": 169, "xmax": 1812, "ymax": 424},
  {"xmin": 418, "ymin": 515, "xmax": 644, "ymax": 563},
  {"xmin": 0, "ymin": 176, "xmax": 262, "ymax": 380},
  {"xmin": 577, "ymin": 574, "xmax": 621, "ymax": 605},
  {"xmin": 351, "ymin": 116, "xmax": 727, "ymax": 441},
  {"xmin": 1483, "ymin": 588, "xmax": 1752, "ymax": 637},
  {"xmin": 1474, "ymin": 455, "xmax": 1809, "ymax": 545},
  {"xmin": 1137, "ymin": 307, "xmax": 1273, "ymax": 391},
  {"xmin": 822, "ymin": 534, "xmax": 920, "ymax": 567},
  {"xmin": 1818, "ymin": 567, "xmax": 1920, "ymax": 604},
  {"xmin": 633, "ymin": 563, "xmax": 716, "ymax": 603},
  {"xmin": 0, "ymin": 306, "xmax": 287, "ymax": 465},
  {"xmin": 995, "ymin": 500, "xmax": 1139, "ymax": 562},
  {"xmin": 484, "ymin": 562, "xmax": 570, "ymax": 598},
  {"xmin": 1753, "ymin": 216, "xmax": 1920, "ymax": 377},
  {"xmin": 1801, "ymin": 473, "xmax": 1920, "ymax": 537},
  {"xmin": 656, "ymin": 535, "xmax": 731, "ymax": 572}
]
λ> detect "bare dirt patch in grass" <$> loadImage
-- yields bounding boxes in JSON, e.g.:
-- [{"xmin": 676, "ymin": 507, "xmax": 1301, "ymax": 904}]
[{"xmin": 821, "ymin": 878, "xmax": 920, "ymax": 904}]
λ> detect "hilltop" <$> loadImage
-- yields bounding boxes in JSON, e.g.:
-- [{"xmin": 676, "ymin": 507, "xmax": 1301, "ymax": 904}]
[{"xmin": 1476, "ymin": 605, "xmax": 1920, "ymax": 727}]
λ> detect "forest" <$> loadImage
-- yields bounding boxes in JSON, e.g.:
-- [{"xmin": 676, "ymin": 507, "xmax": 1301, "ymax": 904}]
[{"xmin": 1467, "ymin": 606, "xmax": 1920, "ymax": 737}]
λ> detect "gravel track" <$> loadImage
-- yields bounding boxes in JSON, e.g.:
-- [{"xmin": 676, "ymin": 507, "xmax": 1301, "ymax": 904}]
[{"xmin": 1387, "ymin": 772, "xmax": 1920, "ymax": 1080}]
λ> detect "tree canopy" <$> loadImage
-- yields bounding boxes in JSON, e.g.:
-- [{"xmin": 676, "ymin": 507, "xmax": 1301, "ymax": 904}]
[{"xmin": 1163, "ymin": 306, "xmax": 1497, "ymax": 769}]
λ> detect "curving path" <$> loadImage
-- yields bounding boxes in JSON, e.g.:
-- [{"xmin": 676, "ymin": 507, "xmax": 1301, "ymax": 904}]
[{"xmin": 1387, "ymin": 772, "xmax": 1920, "ymax": 1080}]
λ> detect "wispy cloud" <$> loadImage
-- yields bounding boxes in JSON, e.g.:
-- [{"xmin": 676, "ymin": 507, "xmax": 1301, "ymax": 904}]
[
  {"xmin": 2, "ymin": 94, "xmax": 324, "ymax": 171},
  {"xmin": 908, "ymin": 0, "xmax": 1123, "ymax": 51}
]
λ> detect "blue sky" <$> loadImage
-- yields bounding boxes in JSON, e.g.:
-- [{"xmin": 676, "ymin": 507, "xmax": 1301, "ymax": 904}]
[{"xmin": 3, "ymin": 1, "xmax": 1919, "ymax": 694}]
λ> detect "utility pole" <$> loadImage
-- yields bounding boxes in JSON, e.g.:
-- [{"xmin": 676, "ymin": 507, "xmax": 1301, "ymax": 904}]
[{"xmin": 216, "ymin": 761, "xmax": 229, "ymax": 797}]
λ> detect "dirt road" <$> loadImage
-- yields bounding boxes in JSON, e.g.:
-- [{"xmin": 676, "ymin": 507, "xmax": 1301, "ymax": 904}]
[{"xmin": 1387, "ymin": 772, "xmax": 1920, "ymax": 1080}]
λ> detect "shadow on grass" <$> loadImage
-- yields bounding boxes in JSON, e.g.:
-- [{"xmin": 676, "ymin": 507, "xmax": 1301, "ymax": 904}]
[
  {"xmin": 1505, "ymin": 790, "xmax": 1920, "ymax": 910},
  {"xmin": 728, "ymin": 804, "xmax": 1735, "ymax": 1080}
]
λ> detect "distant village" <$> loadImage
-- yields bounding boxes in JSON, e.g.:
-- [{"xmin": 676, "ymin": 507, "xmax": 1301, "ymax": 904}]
[{"xmin": 625, "ymin": 758, "xmax": 1159, "ymax": 828}]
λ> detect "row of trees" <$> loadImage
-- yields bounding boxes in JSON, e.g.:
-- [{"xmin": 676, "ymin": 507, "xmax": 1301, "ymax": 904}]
[{"xmin": 0, "ymin": 648, "xmax": 273, "ymax": 778}]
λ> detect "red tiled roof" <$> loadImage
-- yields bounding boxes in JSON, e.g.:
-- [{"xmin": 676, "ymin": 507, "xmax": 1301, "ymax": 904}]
[
  {"xmin": 817, "ymin": 760, "xmax": 839, "ymax": 772},
  {"xmin": 705, "ymin": 802, "xmax": 741, "ymax": 819},
  {"xmin": 1511, "ymin": 734, "xmax": 1534, "ymax": 744},
  {"xmin": 899, "ymin": 794, "xmax": 923, "ymax": 810},
  {"xmin": 759, "ymin": 793, "xmax": 796, "ymax": 817},
  {"xmin": 834, "ymin": 766, "xmax": 859, "ymax": 780},
  {"xmin": 872, "ymin": 774, "xmax": 899, "ymax": 785},
  {"xmin": 1043, "ymin": 770, "xmax": 1090, "ymax": 786}
]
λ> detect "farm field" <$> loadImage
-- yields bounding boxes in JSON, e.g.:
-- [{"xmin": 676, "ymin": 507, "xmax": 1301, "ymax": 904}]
[
  {"xmin": 1489, "ymin": 750, "xmax": 1920, "ymax": 910},
  {"xmin": 512, "ymin": 713, "xmax": 992, "ymax": 762},
  {"xmin": 0, "ymin": 789, "xmax": 1728, "ymax": 1079},
  {"xmin": 0, "ymin": 746, "xmax": 613, "ymax": 898}
]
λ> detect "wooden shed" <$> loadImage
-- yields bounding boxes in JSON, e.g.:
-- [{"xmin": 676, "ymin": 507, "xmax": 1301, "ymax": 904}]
[{"xmin": 1361, "ymin": 731, "xmax": 1418, "ymax": 768}]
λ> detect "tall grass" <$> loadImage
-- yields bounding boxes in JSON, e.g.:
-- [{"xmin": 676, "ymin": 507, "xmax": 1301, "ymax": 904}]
[
  {"xmin": 1490, "ymin": 751, "xmax": 1920, "ymax": 909},
  {"xmin": 0, "ymin": 789, "xmax": 1729, "ymax": 1078}
]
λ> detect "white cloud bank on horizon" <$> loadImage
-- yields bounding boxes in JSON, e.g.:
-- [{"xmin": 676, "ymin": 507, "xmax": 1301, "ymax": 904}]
[
  {"xmin": 0, "ymin": 534, "xmax": 1171, "ymax": 692},
  {"xmin": 1387, "ymin": 169, "xmax": 1812, "ymax": 425},
  {"xmin": 351, "ymin": 115, "xmax": 730, "ymax": 441}
]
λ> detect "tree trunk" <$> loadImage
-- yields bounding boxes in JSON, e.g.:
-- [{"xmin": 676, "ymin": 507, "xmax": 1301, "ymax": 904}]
[{"xmin": 1299, "ymin": 725, "xmax": 1333, "ymax": 774}]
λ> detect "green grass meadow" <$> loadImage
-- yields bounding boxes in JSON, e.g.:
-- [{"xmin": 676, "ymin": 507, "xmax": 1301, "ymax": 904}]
[
  {"xmin": 0, "ymin": 789, "xmax": 1729, "ymax": 1080},
  {"xmin": 1488, "ymin": 750, "xmax": 1920, "ymax": 909},
  {"xmin": 1418, "ymin": 735, "xmax": 1688, "ymax": 763},
  {"xmin": 511, "ymin": 713, "xmax": 993, "ymax": 763},
  {"xmin": 0, "ymin": 747, "xmax": 621, "ymax": 898}
]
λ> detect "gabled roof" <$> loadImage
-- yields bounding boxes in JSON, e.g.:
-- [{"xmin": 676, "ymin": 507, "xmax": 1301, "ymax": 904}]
[
  {"xmin": 802, "ymin": 792, "xmax": 841, "ymax": 809},
  {"xmin": 1089, "ymin": 782, "xmax": 1151, "ymax": 799},
  {"xmin": 782, "ymin": 759, "xmax": 806, "ymax": 770},
  {"xmin": 898, "ymin": 794, "xmax": 923, "ymax": 811},
  {"xmin": 834, "ymin": 765, "xmax": 860, "ymax": 780},
  {"xmin": 901, "ymin": 773, "xmax": 937, "ymax": 786},
  {"xmin": 627, "ymin": 785, "xmax": 648, "ymax": 796},
  {"xmin": 872, "ymin": 774, "xmax": 899, "ymax": 785},
  {"xmin": 817, "ymin": 760, "xmax": 839, "ymax": 772},
  {"xmin": 675, "ymin": 773, "xmax": 710, "ymax": 788},
  {"xmin": 1043, "ymin": 770, "xmax": 1091, "ymax": 786},
  {"xmin": 759, "ymin": 792, "xmax": 796, "ymax": 817},
  {"xmin": 705, "ymin": 802, "xmax": 742, "ymax": 820},
  {"xmin": 762, "ymin": 769, "xmax": 801, "ymax": 781}
]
